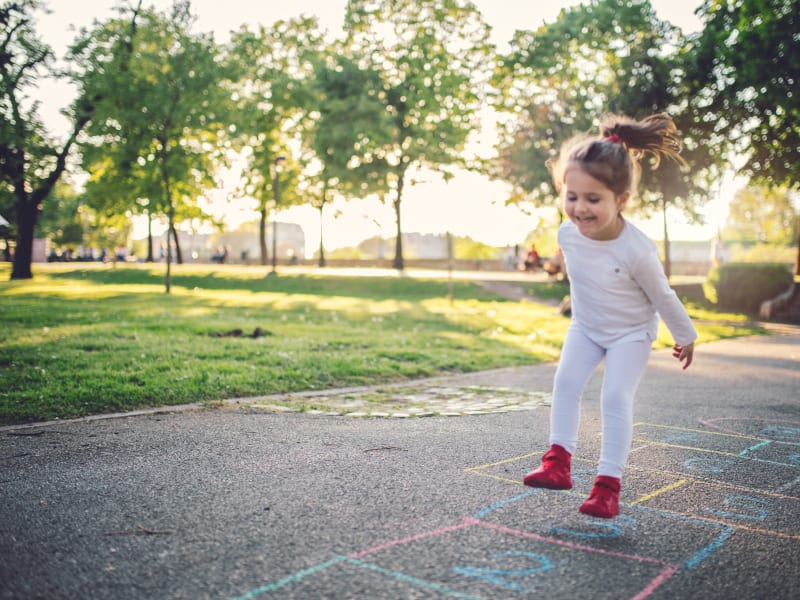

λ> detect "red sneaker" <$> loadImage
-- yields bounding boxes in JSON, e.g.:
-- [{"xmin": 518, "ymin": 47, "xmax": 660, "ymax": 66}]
[
  {"xmin": 579, "ymin": 475, "xmax": 621, "ymax": 518},
  {"xmin": 523, "ymin": 444, "xmax": 573, "ymax": 490}
]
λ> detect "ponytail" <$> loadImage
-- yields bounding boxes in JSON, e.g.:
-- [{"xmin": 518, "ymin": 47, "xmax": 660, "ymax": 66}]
[
  {"xmin": 599, "ymin": 113, "xmax": 684, "ymax": 168},
  {"xmin": 549, "ymin": 112, "xmax": 685, "ymax": 197}
]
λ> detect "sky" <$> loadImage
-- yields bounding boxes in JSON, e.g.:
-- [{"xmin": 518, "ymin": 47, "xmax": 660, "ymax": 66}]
[{"xmin": 35, "ymin": 0, "xmax": 731, "ymax": 255}]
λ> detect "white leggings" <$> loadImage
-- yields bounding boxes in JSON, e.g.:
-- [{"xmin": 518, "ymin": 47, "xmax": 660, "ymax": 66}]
[{"xmin": 549, "ymin": 325, "xmax": 652, "ymax": 479}]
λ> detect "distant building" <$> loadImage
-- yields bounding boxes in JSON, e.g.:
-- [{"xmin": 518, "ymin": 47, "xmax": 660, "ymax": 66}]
[
  {"xmin": 361, "ymin": 233, "xmax": 448, "ymax": 259},
  {"xmin": 210, "ymin": 222, "xmax": 305, "ymax": 263},
  {"xmin": 668, "ymin": 240, "xmax": 714, "ymax": 263}
]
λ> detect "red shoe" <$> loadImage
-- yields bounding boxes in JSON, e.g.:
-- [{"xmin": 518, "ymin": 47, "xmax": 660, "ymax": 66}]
[
  {"xmin": 523, "ymin": 444, "xmax": 573, "ymax": 490},
  {"xmin": 579, "ymin": 475, "xmax": 621, "ymax": 518}
]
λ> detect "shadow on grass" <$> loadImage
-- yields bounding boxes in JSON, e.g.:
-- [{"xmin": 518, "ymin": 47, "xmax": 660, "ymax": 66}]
[{"xmin": 43, "ymin": 265, "xmax": 512, "ymax": 302}]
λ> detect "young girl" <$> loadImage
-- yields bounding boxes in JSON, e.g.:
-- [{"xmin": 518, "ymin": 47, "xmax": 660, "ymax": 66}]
[{"xmin": 523, "ymin": 113, "xmax": 697, "ymax": 519}]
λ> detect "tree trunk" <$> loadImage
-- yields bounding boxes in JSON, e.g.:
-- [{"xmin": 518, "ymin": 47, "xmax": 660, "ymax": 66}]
[
  {"xmin": 146, "ymin": 210, "xmax": 154, "ymax": 262},
  {"xmin": 259, "ymin": 206, "xmax": 268, "ymax": 266},
  {"xmin": 662, "ymin": 196, "xmax": 671, "ymax": 279},
  {"xmin": 11, "ymin": 198, "xmax": 36, "ymax": 280},
  {"xmin": 795, "ymin": 215, "xmax": 800, "ymax": 277},
  {"xmin": 10, "ymin": 132, "xmax": 83, "ymax": 280},
  {"xmin": 169, "ymin": 223, "xmax": 182, "ymax": 264},
  {"xmin": 161, "ymin": 162, "xmax": 173, "ymax": 294},
  {"xmin": 392, "ymin": 172, "xmax": 405, "ymax": 270},
  {"xmin": 317, "ymin": 204, "xmax": 326, "ymax": 267},
  {"xmin": 165, "ymin": 210, "xmax": 173, "ymax": 294}
]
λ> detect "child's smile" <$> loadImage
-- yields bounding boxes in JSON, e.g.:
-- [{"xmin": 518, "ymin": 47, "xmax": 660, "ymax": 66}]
[{"xmin": 562, "ymin": 168, "xmax": 629, "ymax": 241}]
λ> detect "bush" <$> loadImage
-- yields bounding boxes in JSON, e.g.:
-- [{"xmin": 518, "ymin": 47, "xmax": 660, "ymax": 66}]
[
  {"xmin": 703, "ymin": 262, "xmax": 794, "ymax": 313},
  {"xmin": 672, "ymin": 282, "xmax": 708, "ymax": 305}
]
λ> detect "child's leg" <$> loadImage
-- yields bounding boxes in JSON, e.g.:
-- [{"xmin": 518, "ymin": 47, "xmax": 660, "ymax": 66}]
[
  {"xmin": 579, "ymin": 338, "xmax": 651, "ymax": 518},
  {"xmin": 597, "ymin": 338, "xmax": 652, "ymax": 478},
  {"xmin": 550, "ymin": 326, "xmax": 605, "ymax": 455}
]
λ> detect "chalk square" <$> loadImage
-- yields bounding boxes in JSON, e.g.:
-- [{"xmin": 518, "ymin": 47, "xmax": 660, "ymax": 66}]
[
  {"xmin": 737, "ymin": 440, "xmax": 800, "ymax": 467},
  {"xmin": 633, "ymin": 423, "xmax": 800, "ymax": 469},
  {"xmin": 470, "ymin": 484, "xmax": 729, "ymax": 571},
  {"xmin": 624, "ymin": 443, "xmax": 799, "ymax": 492},
  {"xmin": 352, "ymin": 519, "xmax": 676, "ymax": 600},
  {"xmin": 634, "ymin": 479, "xmax": 800, "ymax": 539},
  {"xmin": 633, "ymin": 423, "xmax": 764, "ymax": 454}
]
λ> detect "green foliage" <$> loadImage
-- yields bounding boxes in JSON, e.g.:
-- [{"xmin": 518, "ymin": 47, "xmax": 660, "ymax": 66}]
[
  {"xmin": 0, "ymin": 0, "xmax": 112, "ymax": 278},
  {"xmin": 308, "ymin": 52, "xmax": 390, "ymax": 196},
  {"xmin": 727, "ymin": 243, "xmax": 796, "ymax": 264},
  {"xmin": 302, "ymin": 49, "xmax": 394, "ymax": 263},
  {"xmin": 452, "ymin": 236, "xmax": 497, "ymax": 260},
  {"xmin": 692, "ymin": 0, "xmax": 800, "ymax": 187},
  {"xmin": 226, "ymin": 16, "xmax": 324, "ymax": 265},
  {"xmin": 77, "ymin": 3, "xmax": 230, "ymax": 245},
  {"xmin": 227, "ymin": 17, "xmax": 323, "ymax": 209},
  {"xmin": 723, "ymin": 185, "xmax": 798, "ymax": 245},
  {"xmin": 7, "ymin": 0, "xmax": 799, "ymax": 283},
  {"xmin": 691, "ymin": 0, "xmax": 800, "ymax": 274},
  {"xmin": 37, "ymin": 180, "xmax": 84, "ymax": 246},
  {"xmin": 672, "ymin": 282, "xmax": 709, "ymax": 306},
  {"xmin": 492, "ymin": 0, "xmax": 716, "ymax": 215},
  {"xmin": 703, "ymin": 262, "xmax": 794, "ymax": 313}
]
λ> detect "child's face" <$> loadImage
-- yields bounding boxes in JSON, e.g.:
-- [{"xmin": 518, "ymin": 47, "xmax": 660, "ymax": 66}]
[{"xmin": 562, "ymin": 167, "xmax": 629, "ymax": 241}]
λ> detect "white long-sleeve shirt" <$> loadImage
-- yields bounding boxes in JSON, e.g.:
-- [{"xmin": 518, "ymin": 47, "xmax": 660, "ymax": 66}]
[{"xmin": 558, "ymin": 218, "xmax": 698, "ymax": 348}]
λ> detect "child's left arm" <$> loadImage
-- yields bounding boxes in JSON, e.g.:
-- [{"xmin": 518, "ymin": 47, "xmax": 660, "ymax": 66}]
[{"xmin": 632, "ymin": 246, "xmax": 698, "ymax": 365}]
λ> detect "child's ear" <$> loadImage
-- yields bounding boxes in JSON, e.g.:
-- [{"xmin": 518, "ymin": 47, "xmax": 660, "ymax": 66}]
[{"xmin": 617, "ymin": 191, "xmax": 631, "ymax": 211}]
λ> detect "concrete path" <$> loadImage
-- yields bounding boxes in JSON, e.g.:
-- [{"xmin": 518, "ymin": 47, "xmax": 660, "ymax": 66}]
[{"xmin": 2, "ymin": 332, "xmax": 799, "ymax": 599}]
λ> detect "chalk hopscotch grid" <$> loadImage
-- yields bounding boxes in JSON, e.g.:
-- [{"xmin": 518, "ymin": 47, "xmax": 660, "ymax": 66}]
[
  {"xmin": 229, "ymin": 472, "xmax": 686, "ymax": 599},
  {"xmin": 231, "ymin": 516, "xmax": 679, "ymax": 600},
  {"xmin": 469, "ymin": 423, "xmax": 799, "ymax": 539},
  {"xmin": 465, "ymin": 461, "xmax": 737, "ymax": 579},
  {"xmin": 470, "ymin": 486, "xmax": 735, "ymax": 573},
  {"xmin": 229, "ymin": 420, "xmax": 798, "ymax": 600}
]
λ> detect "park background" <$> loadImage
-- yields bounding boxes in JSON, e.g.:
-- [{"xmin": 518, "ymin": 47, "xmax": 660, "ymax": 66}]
[{"xmin": 2, "ymin": 0, "xmax": 798, "ymax": 276}]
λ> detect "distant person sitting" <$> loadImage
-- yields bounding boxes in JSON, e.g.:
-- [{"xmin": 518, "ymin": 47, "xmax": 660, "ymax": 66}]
[
  {"xmin": 211, "ymin": 246, "xmax": 229, "ymax": 264},
  {"xmin": 524, "ymin": 244, "xmax": 542, "ymax": 271}
]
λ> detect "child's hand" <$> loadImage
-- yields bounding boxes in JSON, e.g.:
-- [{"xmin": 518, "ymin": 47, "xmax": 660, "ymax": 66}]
[{"xmin": 672, "ymin": 342, "xmax": 694, "ymax": 370}]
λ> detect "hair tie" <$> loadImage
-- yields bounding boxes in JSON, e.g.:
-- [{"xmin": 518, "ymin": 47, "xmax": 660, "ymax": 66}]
[{"xmin": 605, "ymin": 134, "xmax": 621, "ymax": 143}]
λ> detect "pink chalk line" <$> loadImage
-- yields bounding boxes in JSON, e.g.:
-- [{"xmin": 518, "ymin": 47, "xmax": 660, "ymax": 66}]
[{"xmin": 349, "ymin": 519, "xmax": 473, "ymax": 559}]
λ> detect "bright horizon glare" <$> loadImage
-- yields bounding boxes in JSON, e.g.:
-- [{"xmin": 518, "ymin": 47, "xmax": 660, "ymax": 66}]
[{"xmin": 36, "ymin": 0, "xmax": 733, "ymax": 257}]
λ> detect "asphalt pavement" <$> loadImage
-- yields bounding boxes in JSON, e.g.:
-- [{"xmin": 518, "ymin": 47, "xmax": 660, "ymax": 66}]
[{"xmin": 2, "ymin": 330, "xmax": 799, "ymax": 599}]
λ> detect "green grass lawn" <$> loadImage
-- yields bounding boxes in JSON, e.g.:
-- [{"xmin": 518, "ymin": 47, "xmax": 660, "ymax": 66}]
[{"xmin": 0, "ymin": 262, "xmax": 766, "ymax": 425}]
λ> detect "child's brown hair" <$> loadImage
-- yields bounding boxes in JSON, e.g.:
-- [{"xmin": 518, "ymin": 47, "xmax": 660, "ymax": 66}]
[{"xmin": 548, "ymin": 113, "xmax": 685, "ymax": 197}]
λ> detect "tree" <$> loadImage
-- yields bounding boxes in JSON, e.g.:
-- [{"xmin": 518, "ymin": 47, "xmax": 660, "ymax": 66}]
[
  {"xmin": 492, "ymin": 0, "xmax": 722, "ymax": 276},
  {"xmin": 36, "ymin": 179, "xmax": 84, "ymax": 250},
  {"xmin": 0, "ymin": 0, "xmax": 138, "ymax": 279},
  {"xmin": 76, "ymin": 1, "xmax": 230, "ymax": 291},
  {"xmin": 304, "ymin": 50, "xmax": 392, "ymax": 266},
  {"xmin": 343, "ymin": 0, "xmax": 493, "ymax": 269},
  {"xmin": 227, "ymin": 17, "xmax": 321, "ymax": 267},
  {"xmin": 724, "ymin": 185, "xmax": 798, "ymax": 245},
  {"xmin": 690, "ymin": 0, "xmax": 800, "ymax": 274}
]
